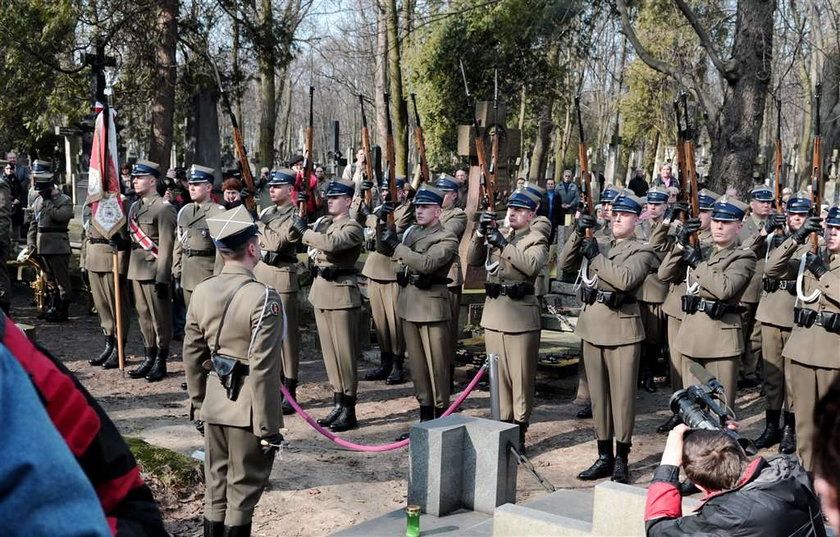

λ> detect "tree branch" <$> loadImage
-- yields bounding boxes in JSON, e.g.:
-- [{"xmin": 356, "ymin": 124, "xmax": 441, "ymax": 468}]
[{"xmin": 672, "ymin": 0, "xmax": 734, "ymax": 79}]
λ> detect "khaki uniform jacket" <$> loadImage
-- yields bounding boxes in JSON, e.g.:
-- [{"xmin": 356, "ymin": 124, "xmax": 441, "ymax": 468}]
[
  {"xmin": 303, "ymin": 214, "xmax": 364, "ymax": 310},
  {"xmin": 781, "ymin": 246, "xmax": 840, "ymax": 368},
  {"xmin": 531, "ymin": 215, "xmax": 552, "ymax": 240},
  {"xmin": 392, "ymin": 221, "xmax": 458, "ymax": 323},
  {"xmin": 184, "ymin": 265, "xmax": 284, "ymax": 436},
  {"xmin": 660, "ymin": 228, "xmax": 712, "ymax": 318},
  {"xmin": 467, "ymin": 226, "xmax": 548, "ymax": 333},
  {"xmin": 558, "ymin": 233, "xmax": 657, "ymax": 346},
  {"xmin": 440, "ymin": 207, "xmax": 467, "ymax": 287},
  {"xmin": 173, "ymin": 200, "xmax": 226, "ymax": 291},
  {"xmin": 738, "ymin": 215, "xmax": 765, "ymax": 304},
  {"xmin": 757, "ymin": 235, "xmax": 810, "ymax": 328},
  {"xmin": 27, "ymin": 192, "xmax": 73, "ymax": 255},
  {"xmin": 256, "ymin": 202, "xmax": 299, "ymax": 293},
  {"xmin": 660, "ymin": 243, "xmax": 757, "ymax": 358},
  {"xmin": 637, "ymin": 217, "xmax": 669, "ymax": 303},
  {"xmin": 81, "ymin": 204, "xmax": 130, "ymax": 274},
  {"xmin": 127, "ymin": 194, "xmax": 177, "ymax": 283}
]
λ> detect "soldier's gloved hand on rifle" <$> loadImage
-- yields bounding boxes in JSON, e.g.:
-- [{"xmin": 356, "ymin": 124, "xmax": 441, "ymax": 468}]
[
  {"xmin": 173, "ymin": 277, "xmax": 184, "ymax": 300},
  {"xmin": 360, "ymin": 180, "xmax": 374, "ymax": 192},
  {"xmin": 580, "ymin": 237, "xmax": 600, "ymax": 260},
  {"xmin": 376, "ymin": 229, "xmax": 400, "ymax": 257},
  {"xmin": 677, "ymin": 218, "xmax": 702, "ymax": 247},
  {"xmin": 575, "ymin": 214, "xmax": 597, "ymax": 237},
  {"xmin": 764, "ymin": 212, "xmax": 787, "ymax": 234},
  {"xmin": 770, "ymin": 233, "xmax": 786, "ymax": 249},
  {"xmin": 296, "ymin": 191, "xmax": 308, "ymax": 204},
  {"xmin": 486, "ymin": 228, "xmax": 508, "ymax": 249},
  {"xmin": 194, "ymin": 420, "xmax": 205, "ymax": 437},
  {"xmin": 154, "ymin": 281, "xmax": 169, "ymax": 299},
  {"xmin": 239, "ymin": 188, "xmax": 252, "ymax": 199},
  {"xmin": 289, "ymin": 216, "xmax": 309, "ymax": 239},
  {"xmin": 260, "ymin": 432, "xmax": 285, "ymax": 456},
  {"xmin": 358, "ymin": 202, "xmax": 372, "ymax": 218},
  {"xmin": 478, "ymin": 210, "xmax": 496, "ymax": 237},
  {"xmin": 792, "ymin": 216, "xmax": 822, "ymax": 244},
  {"xmin": 682, "ymin": 243, "xmax": 703, "ymax": 269},
  {"xmin": 375, "ymin": 201, "xmax": 395, "ymax": 223},
  {"xmin": 670, "ymin": 202, "xmax": 690, "ymax": 220},
  {"xmin": 805, "ymin": 251, "xmax": 830, "ymax": 279}
]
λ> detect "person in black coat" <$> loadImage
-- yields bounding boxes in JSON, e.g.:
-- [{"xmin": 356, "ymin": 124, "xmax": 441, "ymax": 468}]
[{"xmin": 628, "ymin": 168, "xmax": 649, "ymax": 197}]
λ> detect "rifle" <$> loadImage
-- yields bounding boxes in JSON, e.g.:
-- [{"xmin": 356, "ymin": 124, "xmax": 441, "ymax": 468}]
[
  {"xmin": 680, "ymin": 91, "xmax": 700, "ymax": 245},
  {"xmin": 410, "ymin": 93, "xmax": 430, "ymax": 184},
  {"xmin": 300, "ymin": 86, "xmax": 315, "ymax": 218},
  {"xmin": 774, "ymin": 98, "xmax": 784, "ymax": 215},
  {"xmin": 489, "ymin": 69, "xmax": 500, "ymax": 199},
  {"xmin": 459, "ymin": 59, "xmax": 494, "ymax": 211},
  {"xmin": 673, "ymin": 100, "xmax": 687, "ymax": 204},
  {"xmin": 574, "ymin": 96, "xmax": 593, "ymax": 236},
  {"xmin": 810, "ymin": 83, "xmax": 823, "ymax": 253},
  {"xmin": 210, "ymin": 57, "xmax": 256, "ymax": 211},
  {"xmin": 359, "ymin": 95, "xmax": 375, "ymax": 206},
  {"xmin": 384, "ymin": 92, "xmax": 398, "ymax": 228}
]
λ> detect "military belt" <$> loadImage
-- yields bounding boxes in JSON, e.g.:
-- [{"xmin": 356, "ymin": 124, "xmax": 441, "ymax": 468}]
[
  {"xmin": 88, "ymin": 237, "xmax": 130, "ymax": 251},
  {"xmin": 794, "ymin": 307, "xmax": 840, "ymax": 333},
  {"xmin": 762, "ymin": 277, "xmax": 796, "ymax": 294},
  {"xmin": 682, "ymin": 296, "xmax": 743, "ymax": 320},
  {"xmin": 184, "ymin": 248, "xmax": 215, "ymax": 258},
  {"xmin": 310, "ymin": 265, "xmax": 357, "ymax": 282},
  {"xmin": 38, "ymin": 226, "xmax": 68, "ymax": 233},
  {"xmin": 485, "ymin": 282, "xmax": 535, "ymax": 300},
  {"xmin": 262, "ymin": 251, "xmax": 298, "ymax": 266},
  {"xmin": 397, "ymin": 272, "xmax": 452, "ymax": 289},
  {"xmin": 579, "ymin": 287, "xmax": 634, "ymax": 308}
]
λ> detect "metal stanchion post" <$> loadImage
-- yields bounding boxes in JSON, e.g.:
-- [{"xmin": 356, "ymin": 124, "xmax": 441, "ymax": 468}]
[{"xmin": 488, "ymin": 353, "xmax": 500, "ymax": 420}]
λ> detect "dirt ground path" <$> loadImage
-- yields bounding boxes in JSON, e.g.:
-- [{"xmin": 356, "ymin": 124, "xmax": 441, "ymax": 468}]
[{"xmin": 11, "ymin": 282, "xmax": 769, "ymax": 537}]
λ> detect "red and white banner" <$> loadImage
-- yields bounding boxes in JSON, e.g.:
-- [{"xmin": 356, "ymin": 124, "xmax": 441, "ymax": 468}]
[{"xmin": 88, "ymin": 106, "xmax": 125, "ymax": 238}]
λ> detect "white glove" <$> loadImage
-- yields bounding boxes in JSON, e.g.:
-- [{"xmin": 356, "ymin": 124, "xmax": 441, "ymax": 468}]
[{"xmin": 16, "ymin": 248, "xmax": 31, "ymax": 262}]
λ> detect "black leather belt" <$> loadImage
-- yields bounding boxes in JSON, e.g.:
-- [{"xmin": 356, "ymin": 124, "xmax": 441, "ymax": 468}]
[
  {"xmin": 184, "ymin": 248, "xmax": 215, "ymax": 257},
  {"xmin": 794, "ymin": 307, "xmax": 840, "ymax": 333},
  {"xmin": 309, "ymin": 265, "xmax": 357, "ymax": 282},
  {"xmin": 397, "ymin": 272, "xmax": 451, "ymax": 289},
  {"xmin": 579, "ymin": 287, "xmax": 635, "ymax": 308},
  {"xmin": 89, "ymin": 237, "xmax": 130, "ymax": 251},
  {"xmin": 682, "ymin": 295, "xmax": 743, "ymax": 319},
  {"xmin": 38, "ymin": 226, "xmax": 68, "ymax": 233},
  {"xmin": 485, "ymin": 282, "xmax": 534, "ymax": 300},
  {"xmin": 763, "ymin": 277, "xmax": 796, "ymax": 294},
  {"xmin": 263, "ymin": 251, "xmax": 298, "ymax": 266}
]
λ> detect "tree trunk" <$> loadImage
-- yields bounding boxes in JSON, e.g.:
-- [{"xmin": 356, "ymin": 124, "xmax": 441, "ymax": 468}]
[
  {"xmin": 705, "ymin": 0, "xmax": 774, "ymax": 195},
  {"xmin": 385, "ymin": 0, "xmax": 408, "ymax": 176},
  {"xmin": 257, "ymin": 0, "xmax": 276, "ymax": 169},
  {"xmin": 148, "ymin": 0, "xmax": 177, "ymax": 171},
  {"xmin": 375, "ymin": 0, "xmax": 388, "ymax": 147},
  {"xmin": 553, "ymin": 104, "xmax": 572, "ymax": 182},
  {"xmin": 232, "ymin": 14, "xmax": 243, "ymax": 131},
  {"xmin": 528, "ymin": 98, "xmax": 554, "ymax": 183},
  {"xmin": 187, "ymin": 90, "xmax": 222, "ymax": 186}
]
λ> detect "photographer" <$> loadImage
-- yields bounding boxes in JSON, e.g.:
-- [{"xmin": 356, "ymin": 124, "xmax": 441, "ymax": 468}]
[
  {"xmin": 645, "ymin": 424, "xmax": 825, "ymax": 537},
  {"xmin": 813, "ymin": 376, "xmax": 840, "ymax": 535}
]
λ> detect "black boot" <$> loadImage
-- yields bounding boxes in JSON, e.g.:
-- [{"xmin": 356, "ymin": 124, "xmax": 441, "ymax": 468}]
[
  {"xmin": 612, "ymin": 441, "xmax": 631, "ymax": 483},
  {"xmin": 282, "ymin": 378, "xmax": 298, "ymax": 415},
  {"xmin": 90, "ymin": 336, "xmax": 116, "ymax": 366},
  {"xmin": 754, "ymin": 409, "xmax": 782, "ymax": 449},
  {"xmin": 45, "ymin": 297, "xmax": 68, "ymax": 322},
  {"xmin": 420, "ymin": 405, "xmax": 435, "ymax": 422},
  {"xmin": 386, "ymin": 354, "xmax": 406, "ymax": 385},
  {"xmin": 656, "ymin": 414, "xmax": 682, "ymax": 434},
  {"xmin": 642, "ymin": 367, "xmax": 656, "ymax": 393},
  {"xmin": 145, "ymin": 348, "xmax": 168, "ymax": 382},
  {"xmin": 223, "ymin": 524, "xmax": 251, "ymax": 537},
  {"xmin": 128, "ymin": 347, "xmax": 156, "ymax": 377},
  {"xmin": 640, "ymin": 345, "xmax": 657, "ymax": 393},
  {"xmin": 37, "ymin": 293, "xmax": 53, "ymax": 320},
  {"xmin": 364, "ymin": 351, "xmax": 393, "ymax": 381},
  {"xmin": 578, "ymin": 440, "xmax": 614, "ymax": 480},
  {"xmin": 330, "ymin": 395, "xmax": 358, "ymax": 432},
  {"xmin": 514, "ymin": 420, "xmax": 529, "ymax": 454},
  {"xmin": 100, "ymin": 343, "xmax": 121, "ymax": 369},
  {"xmin": 317, "ymin": 392, "xmax": 343, "ymax": 426},
  {"xmin": 576, "ymin": 403, "xmax": 592, "ymax": 420},
  {"xmin": 779, "ymin": 412, "xmax": 796, "ymax": 454},
  {"xmin": 203, "ymin": 518, "xmax": 224, "ymax": 537}
]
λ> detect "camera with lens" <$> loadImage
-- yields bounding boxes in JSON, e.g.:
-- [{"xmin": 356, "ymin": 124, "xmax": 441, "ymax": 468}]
[{"xmin": 669, "ymin": 367, "xmax": 757, "ymax": 456}]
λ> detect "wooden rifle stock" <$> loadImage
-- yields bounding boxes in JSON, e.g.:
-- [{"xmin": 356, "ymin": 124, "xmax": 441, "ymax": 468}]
[
  {"xmin": 489, "ymin": 70, "xmax": 500, "ymax": 203},
  {"xmin": 673, "ymin": 100, "xmax": 687, "ymax": 204},
  {"xmin": 774, "ymin": 98, "xmax": 784, "ymax": 216},
  {"xmin": 680, "ymin": 92, "xmax": 700, "ymax": 246},
  {"xmin": 574, "ymin": 96, "xmax": 593, "ymax": 239},
  {"xmin": 359, "ymin": 95, "xmax": 375, "ymax": 206},
  {"xmin": 811, "ymin": 83, "xmax": 823, "ymax": 253},
  {"xmin": 300, "ymin": 86, "xmax": 315, "ymax": 218},
  {"xmin": 459, "ymin": 60, "xmax": 494, "ymax": 211},
  {"xmin": 384, "ymin": 93, "xmax": 397, "ymax": 228},
  {"xmin": 210, "ymin": 57, "xmax": 256, "ymax": 211},
  {"xmin": 410, "ymin": 93, "xmax": 430, "ymax": 184}
]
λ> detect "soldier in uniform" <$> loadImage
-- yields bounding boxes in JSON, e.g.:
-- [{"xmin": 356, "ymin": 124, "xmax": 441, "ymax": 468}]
[
  {"xmin": 379, "ymin": 184, "xmax": 458, "ymax": 422},
  {"xmin": 771, "ymin": 207, "xmax": 839, "ymax": 470},
  {"xmin": 520, "ymin": 182, "xmax": 553, "ymax": 299},
  {"xmin": 737, "ymin": 186, "xmax": 774, "ymax": 387},
  {"xmin": 183, "ymin": 206, "xmax": 285, "ymax": 537},
  {"xmin": 435, "ymin": 174, "xmax": 467, "ymax": 381},
  {"xmin": 660, "ymin": 196, "xmax": 757, "ymax": 407},
  {"xmin": 593, "ymin": 186, "xmax": 619, "ymax": 238},
  {"xmin": 295, "ymin": 178, "xmax": 365, "ymax": 431},
  {"xmin": 468, "ymin": 188, "xmax": 548, "ymax": 452},
  {"xmin": 126, "ymin": 160, "xmax": 177, "ymax": 382},
  {"xmin": 558, "ymin": 193, "xmax": 657, "ymax": 483},
  {"xmin": 83, "ymin": 201, "xmax": 131, "ymax": 369},
  {"xmin": 25, "ymin": 160, "xmax": 74, "ymax": 322},
  {"xmin": 172, "ymin": 165, "xmax": 225, "ymax": 307},
  {"xmin": 655, "ymin": 188, "xmax": 718, "ymax": 433},
  {"xmin": 356, "ymin": 177, "xmax": 413, "ymax": 385},
  {"xmin": 752, "ymin": 192, "xmax": 812, "ymax": 453},
  {"xmin": 253, "ymin": 168, "xmax": 302, "ymax": 415}
]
